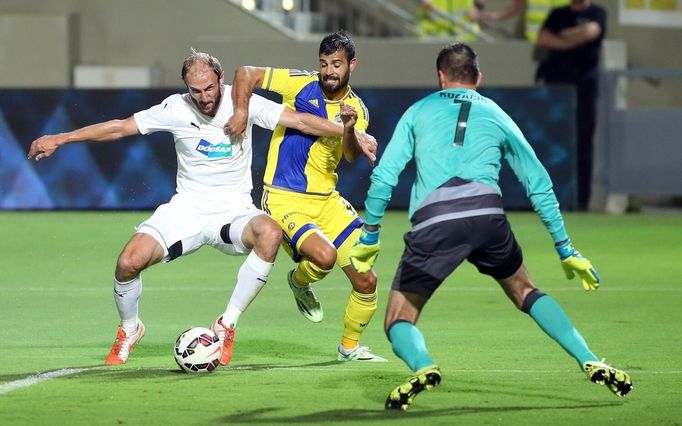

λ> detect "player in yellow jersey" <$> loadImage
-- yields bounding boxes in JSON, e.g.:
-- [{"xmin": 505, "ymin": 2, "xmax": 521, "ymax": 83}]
[{"xmin": 226, "ymin": 31, "xmax": 385, "ymax": 361}]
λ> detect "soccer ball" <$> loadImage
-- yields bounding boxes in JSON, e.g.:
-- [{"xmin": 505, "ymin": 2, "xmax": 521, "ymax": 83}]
[{"xmin": 173, "ymin": 327, "xmax": 222, "ymax": 373}]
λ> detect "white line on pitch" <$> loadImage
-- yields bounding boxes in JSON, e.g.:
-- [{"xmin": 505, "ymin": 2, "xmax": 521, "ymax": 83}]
[{"xmin": 0, "ymin": 368, "xmax": 90, "ymax": 396}]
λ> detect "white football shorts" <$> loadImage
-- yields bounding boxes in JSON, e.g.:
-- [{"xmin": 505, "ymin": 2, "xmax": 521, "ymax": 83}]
[{"xmin": 136, "ymin": 192, "xmax": 264, "ymax": 262}]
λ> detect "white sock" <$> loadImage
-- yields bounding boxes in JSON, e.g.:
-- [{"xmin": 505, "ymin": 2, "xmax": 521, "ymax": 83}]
[
  {"xmin": 339, "ymin": 345, "xmax": 357, "ymax": 355},
  {"xmin": 221, "ymin": 251, "xmax": 273, "ymax": 328},
  {"xmin": 114, "ymin": 275, "xmax": 142, "ymax": 334}
]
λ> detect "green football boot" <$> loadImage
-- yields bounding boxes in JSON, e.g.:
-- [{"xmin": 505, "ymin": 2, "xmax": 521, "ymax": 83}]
[
  {"xmin": 385, "ymin": 365, "xmax": 441, "ymax": 410},
  {"xmin": 583, "ymin": 359, "xmax": 633, "ymax": 397}
]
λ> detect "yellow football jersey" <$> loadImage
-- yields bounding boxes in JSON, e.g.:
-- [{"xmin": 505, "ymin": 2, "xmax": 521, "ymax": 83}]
[{"xmin": 261, "ymin": 67, "xmax": 369, "ymax": 195}]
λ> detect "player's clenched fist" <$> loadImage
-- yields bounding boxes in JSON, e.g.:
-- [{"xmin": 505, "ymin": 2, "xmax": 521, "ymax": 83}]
[
  {"xmin": 339, "ymin": 101, "xmax": 358, "ymax": 128},
  {"xmin": 28, "ymin": 134, "xmax": 64, "ymax": 161}
]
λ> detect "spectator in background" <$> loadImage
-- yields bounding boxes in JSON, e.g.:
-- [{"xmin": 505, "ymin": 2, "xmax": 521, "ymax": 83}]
[
  {"xmin": 417, "ymin": 0, "xmax": 482, "ymax": 41},
  {"xmin": 479, "ymin": 0, "xmax": 570, "ymax": 42},
  {"xmin": 535, "ymin": 0, "xmax": 606, "ymax": 210}
]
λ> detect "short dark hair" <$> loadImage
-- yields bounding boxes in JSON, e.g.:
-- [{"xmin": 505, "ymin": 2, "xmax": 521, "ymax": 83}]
[
  {"xmin": 436, "ymin": 43, "xmax": 480, "ymax": 85},
  {"xmin": 319, "ymin": 30, "xmax": 356, "ymax": 61},
  {"xmin": 181, "ymin": 47, "xmax": 223, "ymax": 82}
]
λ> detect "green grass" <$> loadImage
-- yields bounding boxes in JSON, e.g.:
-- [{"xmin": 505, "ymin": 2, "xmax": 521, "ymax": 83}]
[{"xmin": 1, "ymin": 211, "xmax": 681, "ymax": 425}]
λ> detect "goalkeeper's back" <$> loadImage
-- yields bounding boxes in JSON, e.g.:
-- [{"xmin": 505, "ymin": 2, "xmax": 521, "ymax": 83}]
[{"xmin": 367, "ymin": 44, "xmax": 567, "ymax": 242}]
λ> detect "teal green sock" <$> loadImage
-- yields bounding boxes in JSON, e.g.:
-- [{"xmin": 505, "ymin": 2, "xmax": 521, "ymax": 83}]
[
  {"xmin": 529, "ymin": 294, "xmax": 598, "ymax": 367},
  {"xmin": 388, "ymin": 321, "xmax": 434, "ymax": 372}
]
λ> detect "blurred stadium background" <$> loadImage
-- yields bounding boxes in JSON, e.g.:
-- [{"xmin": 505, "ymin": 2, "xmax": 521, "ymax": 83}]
[
  {"xmin": 1, "ymin": 3, "xmax": 681, "ymax": 423},
  {"xmin": 1, "ymin": 0, "xmax": 681, "ymax": 212}
]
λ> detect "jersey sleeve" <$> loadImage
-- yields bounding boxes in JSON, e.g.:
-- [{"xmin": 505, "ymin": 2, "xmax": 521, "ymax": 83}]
[
  {"xmin": 364, "ymin": 105, "xmax": 417, "ymax": 225},
  {"xmin": 501, "ymin": 111, "xmax": 568, "ymax": 243},
  {"xmin": 261, "ymin": 68, "xmax": 301, "ymax": 101},
  {"xmin": 248, "ymin": 92, "xmax": 286, "ymax": 131},
  {"xmin": 355, "ymin": 97, "xmax": 370, "ymax": 132},
  {"xmin": 133, "ymin": 94, "xmax": 178, "ymax": 135}
]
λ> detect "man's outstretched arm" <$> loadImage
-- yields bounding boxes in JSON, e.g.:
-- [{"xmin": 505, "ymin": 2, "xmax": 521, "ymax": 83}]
[
  {"xmin": 278, "ymin": 107, "xmax": 344, "ymax": 137},
  {"xmin": 505, "ymin": 126, "xmax": 600, "ymax": 291},
  {"xmin": 28, "ymin": 116, "xmax": 139, "ymax": 161},
  {"xmin": 278, "ymin": 106, "xmax": 377, "ymax": 163}
]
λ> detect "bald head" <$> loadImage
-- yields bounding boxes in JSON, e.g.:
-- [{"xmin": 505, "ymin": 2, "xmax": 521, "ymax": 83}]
[{"xmin": 181, "ymin": 48, "xmax": 223, "ymax": 83}]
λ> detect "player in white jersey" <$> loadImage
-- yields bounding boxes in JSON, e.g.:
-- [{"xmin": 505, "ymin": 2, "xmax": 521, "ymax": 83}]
[{"xmin": 27, "ymin": 48, "xmax": 366, "ymax": 366}]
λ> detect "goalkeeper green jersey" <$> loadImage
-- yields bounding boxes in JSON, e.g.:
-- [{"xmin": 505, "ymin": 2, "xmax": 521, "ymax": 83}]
[{"xmin": 364, "ymin": 88, "xmax": 568, "ymax": 243}]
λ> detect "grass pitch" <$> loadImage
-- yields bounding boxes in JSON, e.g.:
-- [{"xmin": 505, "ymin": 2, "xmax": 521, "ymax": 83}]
[{"xmin": 1, "ymin": 211, "xmax": 681, "ymax": 425}]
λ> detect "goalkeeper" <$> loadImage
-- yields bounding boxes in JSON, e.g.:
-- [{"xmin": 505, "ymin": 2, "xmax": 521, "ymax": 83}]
[{"xmin": 350, "ymin": 42, "xmax": 633, "ymax": 411}]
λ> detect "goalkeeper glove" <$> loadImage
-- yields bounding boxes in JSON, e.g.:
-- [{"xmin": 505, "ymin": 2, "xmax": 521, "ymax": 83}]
[
  {"xmin": 349, "ymin": 226, "xmax": 380, "ymax": 273},
  {"xmin": 555, "ymin": 238, "xmax": 600, "ymax": 291}
]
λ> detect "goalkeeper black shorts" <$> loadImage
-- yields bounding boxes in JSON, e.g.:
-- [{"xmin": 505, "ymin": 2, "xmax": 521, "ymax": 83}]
[{"xmin": 391, "ymin": 213, "xmax": 523, "ymax": 298}]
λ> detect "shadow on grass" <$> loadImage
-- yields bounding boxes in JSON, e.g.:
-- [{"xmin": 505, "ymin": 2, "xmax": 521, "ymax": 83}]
[{"xmin": 214, "ymin": 402, "xmax": 622, "ymax": 423}]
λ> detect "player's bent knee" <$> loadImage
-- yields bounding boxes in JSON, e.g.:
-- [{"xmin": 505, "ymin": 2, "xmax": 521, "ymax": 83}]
[
  {"xmin": 246, "ymin": 216, "xmax": 282, "ymax": 261},
  {"xmin": 259, "ymin": 222, "xmax": 283, "ymax": 248},
  {"xmin": 116, "ymin": 251, "xmax": 148, "ymax": 280},
  {"xmin": 510, "ymin": 283, "xmax": 537, "ymax": 310},
  {"xmin": 311, "ymin": 246, "xmax": 337, "ymax": 270},
  {"xmin": 520, "ymin": 288, "xmax": 546, "ymax": 314},
  {"xmin": 352, "ymin": 271, "xmax": 377, "ymax": 293}
]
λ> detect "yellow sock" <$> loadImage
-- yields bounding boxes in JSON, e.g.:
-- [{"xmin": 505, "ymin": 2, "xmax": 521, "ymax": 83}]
[
  {"xmin": 341, "ymin": 290, "xmax": 377, "ymax": 349},
  {"xmin": 293, "ymin": 259, "xmax": 331, "ymax": 285}
]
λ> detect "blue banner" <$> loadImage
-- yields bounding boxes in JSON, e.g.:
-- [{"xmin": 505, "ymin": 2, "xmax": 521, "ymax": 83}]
[{"xmin": 1, "ymin": 87, "xmax": 575, "ymax": 210}]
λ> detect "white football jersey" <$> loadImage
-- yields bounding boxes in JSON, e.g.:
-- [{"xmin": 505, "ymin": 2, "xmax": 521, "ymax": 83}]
[{"xmin": 134, "ymin": 84, "xmax": 284, "ymax": 203}]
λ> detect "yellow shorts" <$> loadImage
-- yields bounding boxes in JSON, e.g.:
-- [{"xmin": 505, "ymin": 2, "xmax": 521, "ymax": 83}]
[{"xmin": 261, "ymin": 186, "xmax": 363, "ymax": 267}]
